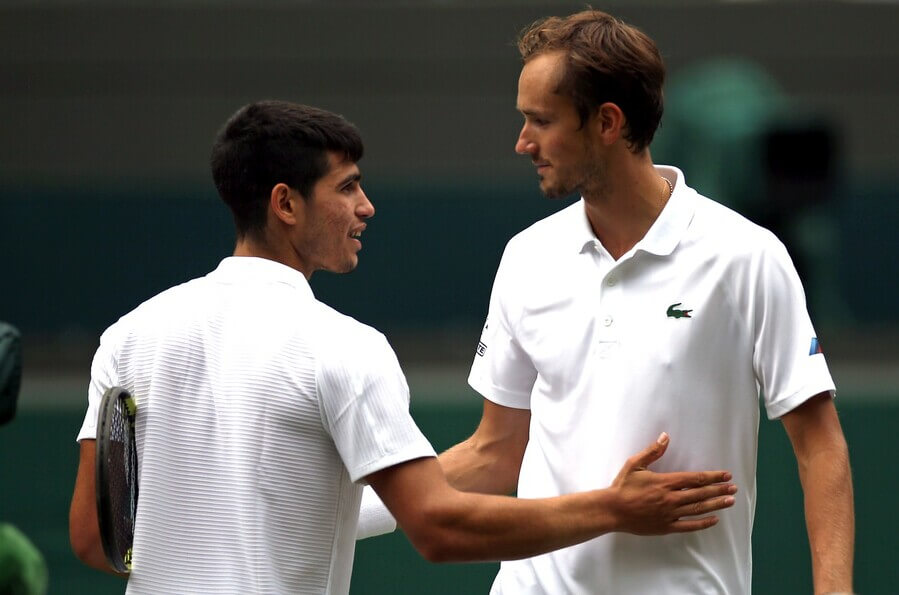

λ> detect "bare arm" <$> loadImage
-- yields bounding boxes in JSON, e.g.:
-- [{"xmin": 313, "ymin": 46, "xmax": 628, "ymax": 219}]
[
  {"xmin": 69, "ymin": 439, "xmax": 127, "ymax": 577},
  {"xmin": 438, "ymin": 399, "xmax": 530, "ymax": 494},
  {"xmin": 356, "ymin": 400, "xmax": 527, "ymax": 540},
  {"xmin": 781, "ymin": 392, "xmax": 854, "ymax": 594},
  {"xmin": 367, "ymin": 433, "xmax": 736, "ymax": 563}
]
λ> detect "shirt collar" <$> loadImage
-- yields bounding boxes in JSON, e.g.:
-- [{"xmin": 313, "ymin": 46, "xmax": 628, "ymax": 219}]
[
  {"xmin": 573, "ymin": 165, "xmax": 695, "ymax": 257},
  {"xmin": 637, "ymin": 165, "xmax": 695, "ymax": 257},
  {"xmin": 209, "ymin": 256, "xmax": 315, "ymax": 299}
]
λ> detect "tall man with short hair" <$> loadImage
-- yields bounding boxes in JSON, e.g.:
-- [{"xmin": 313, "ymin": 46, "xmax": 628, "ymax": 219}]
[
  {"xmin": 69, "ymin": 100, "xmax": 737, "ymax": 594},
  {"xmin": 438, "ymin": 10, "xmax": 854, "ymax": 594}
]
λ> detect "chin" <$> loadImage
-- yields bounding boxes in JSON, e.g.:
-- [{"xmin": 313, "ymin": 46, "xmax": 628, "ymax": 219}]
[
  {"xmin": 540, "ymin": 185, "xmax": 573, "ymax": 199},
  {"xmin": 320, "ymin": 258, "xmax": 358, "ymax": 275},
  {"xmin": 339, "ymin": 258, "xmax": 359, "ymax": 273}
]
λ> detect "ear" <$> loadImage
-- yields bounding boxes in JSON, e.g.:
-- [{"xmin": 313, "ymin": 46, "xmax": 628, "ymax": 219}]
[
  {"xmin": 269, "ymin": 183, "xmax": 300, "ymax": 225},
  {"xmin": 591, "ymin": 102, "xmax": 626, "ymax": 146}
]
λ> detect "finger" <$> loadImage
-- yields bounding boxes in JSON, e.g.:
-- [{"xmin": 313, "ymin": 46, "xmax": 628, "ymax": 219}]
[
  {"xmin": 626, "ymin": 432, "xmax": 670, "ymax": 471},
  {"xmin": 667, "ymin": 515, "xmax": 719, "ymax": 533},
  {"xmin": 664, "ymin": 470, "xmax": 733, "ymax": 489},
  {"xmin": 672, "ymin": 483, "xmax": 738, "ymax": 507},
  {"xmin": 673, "ymin": 495, "xmax": 736, "ymax": 519}
]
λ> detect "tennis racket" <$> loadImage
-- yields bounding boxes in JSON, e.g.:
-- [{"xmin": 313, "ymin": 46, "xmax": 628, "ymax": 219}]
[{"xmin": 95, "ymin": 386, "xmax": 138, "ymax": 573}]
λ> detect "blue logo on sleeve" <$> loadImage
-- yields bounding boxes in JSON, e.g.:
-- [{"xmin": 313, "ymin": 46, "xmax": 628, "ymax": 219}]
[{"xmin": 809, "ymin": 338, "xmax": 824, "ymax": 355}]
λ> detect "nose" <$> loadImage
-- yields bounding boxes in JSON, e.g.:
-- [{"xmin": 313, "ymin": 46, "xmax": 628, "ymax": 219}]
[
  {"xmin": 515, "ymin": 124, "xmax": 536, "ymax": 155},
  {"xmin": 357, "ymin": 188, "xmax": 375, "ymax": 219}
]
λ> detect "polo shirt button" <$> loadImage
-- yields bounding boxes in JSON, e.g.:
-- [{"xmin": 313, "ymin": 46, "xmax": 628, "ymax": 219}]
[
  {"xmin": 606, "ymin": 276, "xmax": 617, "ymax": 286},
  {"xmin": 603, "ymin": 315, "xmax": 613, "ymax": 326}
]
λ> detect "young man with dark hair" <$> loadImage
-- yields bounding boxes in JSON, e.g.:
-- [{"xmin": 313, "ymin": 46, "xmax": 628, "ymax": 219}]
[
  {"xmin": 69, "ymin": 100, "xmax": 737, "ymax": 594},
  {"xmin": 438, "ymin": 10, "xmax": 853, "ymax": 594}
]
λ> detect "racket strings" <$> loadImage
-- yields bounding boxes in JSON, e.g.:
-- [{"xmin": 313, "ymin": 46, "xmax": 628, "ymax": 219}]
[{"xmin": 102, "ymin": 395, "xmax": 138, "ymax": 570}]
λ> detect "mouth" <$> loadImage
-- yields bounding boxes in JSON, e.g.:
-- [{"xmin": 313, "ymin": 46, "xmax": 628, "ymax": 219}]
[{"xmin": 349, "ymin": 226, "xmax": 365, "ymax": 246}]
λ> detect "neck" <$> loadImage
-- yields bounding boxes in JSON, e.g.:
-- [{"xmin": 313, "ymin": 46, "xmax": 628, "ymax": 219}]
[
  {"xmin": 582, "ymin": 154, "xmax": 669, "ymax": 260},
  {"xmin": 233, "ymin": 233, "xmax": 312, "ymax": 279}
]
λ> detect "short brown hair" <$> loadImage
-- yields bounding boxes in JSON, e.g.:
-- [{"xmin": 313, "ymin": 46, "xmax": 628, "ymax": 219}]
[{"xmin": 518, "ymin": 9, "xmax": 665, "ymax": 152}]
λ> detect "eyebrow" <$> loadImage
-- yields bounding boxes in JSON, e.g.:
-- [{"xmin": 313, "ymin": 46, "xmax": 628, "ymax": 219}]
[
  {"xmin": 336, "ymin": 172, "xmax": 362, "ymax": 188},
  {"xmin": 519, "ymin": 108, "xmax": 548, "ymax": 119}
]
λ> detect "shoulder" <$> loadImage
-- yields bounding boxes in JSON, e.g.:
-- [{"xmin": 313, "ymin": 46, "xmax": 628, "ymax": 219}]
[
  {"xmin": 98, "ymin": 276, "xmax": 207, "ymax": 345},
  {"xmin": 310, "ymin": 302, "xmax": 397, "ymax": 369},
  {"xmin": 511, "ymin": 200, "xmax": 581, "ymax": 244},
  {"xmin": 688, "ymin": 192, "xmax": 786, "ymax": 262},
  {"xmin": 500, "ymin": 200, "xmax": 583, "ymax": 267},
  {"xmin": 684, "ymin": 192, "xmax": 801, "ymax": 299},
  {"xmin": 313, "ymin": 303, "xmax": 406, "ymax": 403}
]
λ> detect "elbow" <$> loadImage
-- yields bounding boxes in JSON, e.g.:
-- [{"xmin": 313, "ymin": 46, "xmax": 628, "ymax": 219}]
[
  {"xmin": 401, "ymin": 501, "xmax": 469, "ymax": 563},
  {"xmin": 409, "ymin": 532, "xmax": 463, "ymax": 564},
  {"xmin": 68, "ymin": 509, "xmax": 105, "ymax": 569},
  {"xmin": 69, "ymin": 529, "xmax": 97, "ymax": 566}
]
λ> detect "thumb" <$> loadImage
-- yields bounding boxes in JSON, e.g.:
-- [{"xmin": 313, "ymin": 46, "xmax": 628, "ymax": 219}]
[{"xmin": 631, "ymin": 432, "xmax": 669, "ymax": 470}]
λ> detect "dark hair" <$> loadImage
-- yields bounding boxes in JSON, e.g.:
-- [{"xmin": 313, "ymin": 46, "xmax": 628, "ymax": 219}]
[
  {"xmin": 518, "ymin": 9, "xmax": 665, "ymax": 152},
  {"xmin": 210, "ymin": 100, "xmax": 364, "ymax": 239}
]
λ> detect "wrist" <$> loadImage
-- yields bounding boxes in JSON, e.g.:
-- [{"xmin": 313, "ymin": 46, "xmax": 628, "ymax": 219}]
[{"xmin": 596, "ymin": 487, "xmax": 624, "ymax": 534}]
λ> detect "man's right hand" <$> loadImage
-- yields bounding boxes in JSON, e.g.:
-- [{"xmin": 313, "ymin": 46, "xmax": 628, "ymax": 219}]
[{"xmin": 609, "ymin": 432, "xmax": 737, "ymax": 535}]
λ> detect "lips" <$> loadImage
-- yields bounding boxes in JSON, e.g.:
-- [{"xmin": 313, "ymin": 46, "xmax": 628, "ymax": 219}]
[{"xmin": 349, "ymin": 224, "xmax": 366, "ymax": 239}]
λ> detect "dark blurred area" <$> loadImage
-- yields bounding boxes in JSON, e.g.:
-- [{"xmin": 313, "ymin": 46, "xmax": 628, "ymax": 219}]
[{"xmin": 1, "ymin": 1, "xmax": 898, "ymax": 373}]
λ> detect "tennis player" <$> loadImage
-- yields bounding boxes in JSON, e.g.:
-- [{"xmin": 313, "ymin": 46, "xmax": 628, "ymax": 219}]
[
  {"xmin": 435, "ymin": 9, "xmax": 853, "ymax": 595},
  {"xmin": 69, "ymin": 100, "xmax": 737, "ymax": 594}
]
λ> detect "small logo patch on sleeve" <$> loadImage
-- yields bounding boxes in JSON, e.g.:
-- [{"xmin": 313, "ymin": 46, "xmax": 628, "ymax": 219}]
[
  {"xmin": 476, "ymin": 341, "xmax": 487, "ymax": 357},
  {"xmin": 809, "ymin": 337, "xmax": 824, "ymax": 355}
]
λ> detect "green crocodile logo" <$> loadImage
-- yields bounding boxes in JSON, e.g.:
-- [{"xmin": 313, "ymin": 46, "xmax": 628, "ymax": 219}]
[{"xmin": 666, "ymin": 303, "xmax": 693, "ymax": 319}]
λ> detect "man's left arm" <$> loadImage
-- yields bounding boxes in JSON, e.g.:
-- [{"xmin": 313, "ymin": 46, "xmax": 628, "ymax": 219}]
[
  {"xmin": 69, "ymin": 438, "xmax": 127, "ymax": 577},
  {"xmin": 781, "ymin": 392, "xmax": 854, "ymax": 594}
]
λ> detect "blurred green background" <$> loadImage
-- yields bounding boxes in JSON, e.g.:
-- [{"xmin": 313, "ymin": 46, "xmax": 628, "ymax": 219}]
[{"xmin": 2, "ymin": 0, "xmax": 897, "ymax": 593}]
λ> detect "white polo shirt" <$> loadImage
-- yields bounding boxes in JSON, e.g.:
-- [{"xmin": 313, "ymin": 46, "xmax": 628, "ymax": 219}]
[
  {"xmin": 469, "ymin": 166, "xmax": 835, "ymax": 595},
  {"xmin": 78, "ymin": 256, "xmax": 435, "ymax": 595}
]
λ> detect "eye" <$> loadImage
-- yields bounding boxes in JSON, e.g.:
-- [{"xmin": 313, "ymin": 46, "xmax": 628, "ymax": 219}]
[{"xmin": 523, "ymin": 114, "xmax": 549, "ymax": 128}]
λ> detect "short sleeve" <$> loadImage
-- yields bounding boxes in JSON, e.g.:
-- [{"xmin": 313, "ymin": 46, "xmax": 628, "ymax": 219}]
[
  {"xmin": 76, "ymin": 323, "xmax": 124, "ymax": 442},
  {"xmin": 317, "ymin": 328, "xmax": 435, "ymax": 483},
  {"xmin": 468, "ymin": 242, "xmax": 537, "ymax": 409},
  {"xmin": 752, "ymin": 238, "xmax": 836, "ymax": 419}
]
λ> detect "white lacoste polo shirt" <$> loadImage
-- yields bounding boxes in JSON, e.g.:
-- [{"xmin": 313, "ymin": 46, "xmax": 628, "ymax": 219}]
[
  {"xmin": 469, "ymin": 166, "xmax": 835, "ymax": 594},
  {"xmin": 78, "ymin": 256, "xmax": 435, "ymax": 595}
]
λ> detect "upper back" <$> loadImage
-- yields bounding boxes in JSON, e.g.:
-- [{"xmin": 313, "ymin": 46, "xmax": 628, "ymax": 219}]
[{"xmin": 108, "ymin": 257, "xmax": 374, "ymax": 594}]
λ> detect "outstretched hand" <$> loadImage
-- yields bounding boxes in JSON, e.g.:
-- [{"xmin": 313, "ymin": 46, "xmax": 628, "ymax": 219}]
[{"xmin": 609, "ymin": 432, "xmax": 737, "ymax": 535}]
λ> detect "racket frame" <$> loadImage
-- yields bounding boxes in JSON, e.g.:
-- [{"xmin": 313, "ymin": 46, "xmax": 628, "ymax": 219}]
[{"xmin": 95, "ymin": 386, "xmax": 138, "ymax": 574}]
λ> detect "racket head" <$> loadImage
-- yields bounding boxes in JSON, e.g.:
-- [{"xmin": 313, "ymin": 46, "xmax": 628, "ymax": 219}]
[{"xmin": 95, "ymin": 386, "xmax": 138, "ymax": 573}]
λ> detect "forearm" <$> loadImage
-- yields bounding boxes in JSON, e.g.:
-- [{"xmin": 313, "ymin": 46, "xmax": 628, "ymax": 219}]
[
  {"xmin": 356, "ymin": 436, "xmax": 521, "ymax": 542},
  {"xmin": 69, "ymin": 496, "xmax": 125, "ymax": 576},
  {"xmin": 797, "ymin": 437, "xmax": 854, "ymax": 593},
  {"xmin": 412, "ymin": 487, "xmax": 617, "ymax": 562},
  {"xmin": 438, "ymin": 399, "xmax": 529, "ymax": 494},
  {"xmin": 70, "ymin": 440, "xmax": 127, "ymax": 577},
  {"xmin": 373, "ymin": 436, "xmax": 734, "ymax": 564},
  {"xmin": 439, "ymin": 438, "xmax": 519, "ymax": 494}
]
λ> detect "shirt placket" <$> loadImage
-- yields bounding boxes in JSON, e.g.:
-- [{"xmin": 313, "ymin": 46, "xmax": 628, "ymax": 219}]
[{"xmin": 590, "ymin": 242, "xmax": 622, "ymax": 358}]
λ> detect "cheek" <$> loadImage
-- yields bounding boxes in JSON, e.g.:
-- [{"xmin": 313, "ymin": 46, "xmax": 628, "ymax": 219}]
[{"xmin": 543, "ymin": 135, "xmax": 570, "ymax": 159}]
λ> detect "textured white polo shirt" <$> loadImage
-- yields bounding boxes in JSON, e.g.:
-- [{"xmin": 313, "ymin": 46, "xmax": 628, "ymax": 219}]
[
  {"xmin": 469, "ymin": 166, "xmax": 835, "ymax": 595},
  {"xmin": 78, "ymin": 256, "xmax": 435, "ymax": 595}
]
